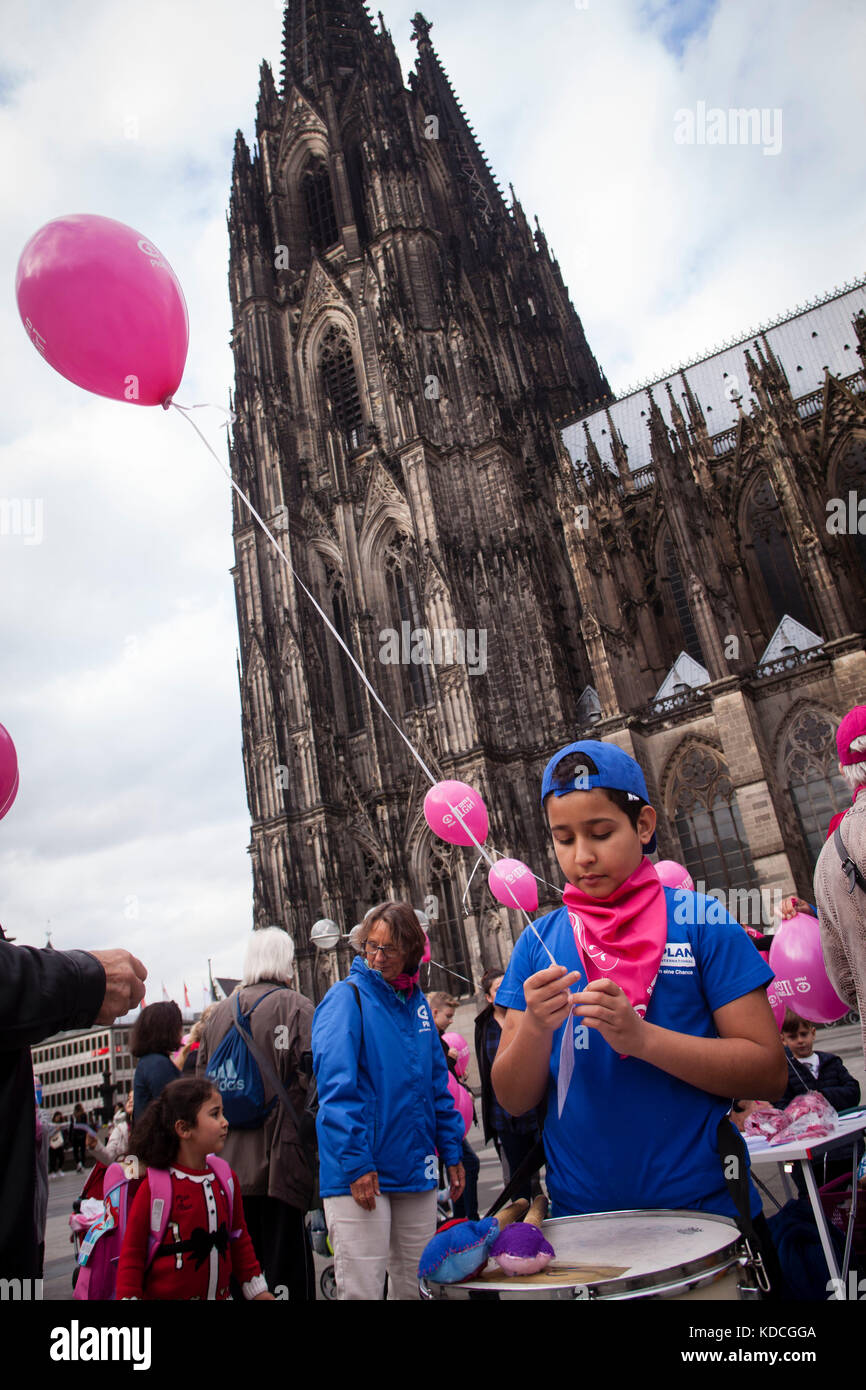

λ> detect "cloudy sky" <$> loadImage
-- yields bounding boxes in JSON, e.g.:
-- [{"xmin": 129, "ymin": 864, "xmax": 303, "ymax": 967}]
[{"xmin": 1, "ymin": 0, "xmax": 863, "ymax": 1004}]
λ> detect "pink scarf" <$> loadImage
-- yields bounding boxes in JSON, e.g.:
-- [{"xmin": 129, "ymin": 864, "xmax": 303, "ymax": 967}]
[
  {"xmin": 390, "ymin": 971, "xmax": 418, "ymax": 996},
  {"xmin": 562, "ymin": 858, "xmax": 668, "ymax": 1018}
]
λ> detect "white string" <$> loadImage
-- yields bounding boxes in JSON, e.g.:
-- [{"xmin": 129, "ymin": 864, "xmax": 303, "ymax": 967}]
[
  {"xmin": 461, "ymin": 854, "xmax": 484, "ymax": 910},
  {"xmin": 171, "ymin": 404, "xmax": 558, "ymax": 968}
]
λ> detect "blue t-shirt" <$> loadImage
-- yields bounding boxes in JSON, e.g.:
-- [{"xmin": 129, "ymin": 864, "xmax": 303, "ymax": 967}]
[{"xmin": 496, "ymin": 888, "xmax": 774, "ymax": 1222}]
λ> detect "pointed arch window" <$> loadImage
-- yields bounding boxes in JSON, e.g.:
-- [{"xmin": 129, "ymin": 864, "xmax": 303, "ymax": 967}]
[
  {"xmin": 670, "ymin": 745, "xmax": 757, "ymax": 891},
  {"xmin": 319, "ymin": 326, "xmax": 366, "ymax": 452},
  {"xmin": 663, "ymin": 535, "xmax": 704, "ymax": 664},
  {"xmin": 332, "ymin": 582, "xmax": 364, "ymax": 733},
  {"xmin": 302, "ymin": 157, "xmax": 339, "ymax": 251},
  {"xmin": 426, "ymin": 853, "xmax": 473, "ymax": 995},
  {"xmin": 784, "ymin": 709, "xmax": 849, "ymax": 868},
  {"xmin": 834, "ymin": 436, "xmax": 866, "ymax": 579},
  {"xmin": 745, "ymin": 473, "xmax": 815, "ymax": 631},
  {"xmin": 384, "ymin": 532, "xmax": 433, "ymax": 709}
]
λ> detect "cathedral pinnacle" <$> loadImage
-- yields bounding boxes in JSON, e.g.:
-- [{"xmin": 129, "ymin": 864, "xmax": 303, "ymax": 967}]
[{"xmin": 411, "ymin": 12, "xmax": 433, "ymax": 45}]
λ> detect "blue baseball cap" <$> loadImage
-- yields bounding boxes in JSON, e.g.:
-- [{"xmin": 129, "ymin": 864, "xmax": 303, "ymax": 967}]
[{"xmin": 541, "ymin": 740, "xmax": 657, "ymax": 853}]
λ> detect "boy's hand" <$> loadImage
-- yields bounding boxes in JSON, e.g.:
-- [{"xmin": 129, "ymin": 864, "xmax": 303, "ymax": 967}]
[
  {"xmin": 447, "ymin": 1163, "xmax": 465, "ymax": 1202},
  {"xmin": 778, "ymin": 896, "xmax": 814, "ymax": 920},
  {"xmin": 523, "ymin": 964, "xmax": 581, "ymax": 1034},
  {"xmin": 572, "ymin": 979, "xmax": 644, "ymax": 1057}
]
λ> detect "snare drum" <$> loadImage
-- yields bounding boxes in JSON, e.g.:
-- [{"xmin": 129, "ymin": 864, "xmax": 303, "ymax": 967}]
[{"xmin": 421, "ymin": 1209, "xmax": 756, "ymax": 1301}]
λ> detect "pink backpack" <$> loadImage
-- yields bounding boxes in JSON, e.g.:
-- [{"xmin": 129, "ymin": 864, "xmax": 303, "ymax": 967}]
[{"xmin": 72, "ymin": 1153, "xmax": 236, "ymax": 1301}]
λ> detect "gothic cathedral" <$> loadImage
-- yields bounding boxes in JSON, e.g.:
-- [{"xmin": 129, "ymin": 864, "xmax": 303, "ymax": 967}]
[{"xmin": 228, "ymin": 3, "xmax": 866, "ymax": 1002}]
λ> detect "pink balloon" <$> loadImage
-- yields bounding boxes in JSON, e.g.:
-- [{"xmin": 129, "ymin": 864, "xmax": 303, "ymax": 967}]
[
  {"xmin": 654, "ymin": 860, "xmax": 695, "ymax": 891},
  {"xmin": 423, "ymin": 780, "xmax": 488, "ymax": 847},
  {"xmin": 447, "ymin": 1071, "xmax": 473, "ymax": 1136},
  {"xmin": 443, "ymin": 1031, "xmax": 470, "ymax": 1079},
  {"xmin": 768, "ymin": 913, "xmax": 847, "ymax": 1025},
  {"xmin": 766, "ymin": 976, "xmax": 786, "ymax": 1030},
  {"xmin": 488, "ymin": 858, "xmax": 538, "ymax": 913},
  {"xmin": 0, "ymin": 724, "xmax": 19, "ymax": 823},
  {"xmin": 16, "ymin": 215, "xmax": 188, "ymax": 407}
]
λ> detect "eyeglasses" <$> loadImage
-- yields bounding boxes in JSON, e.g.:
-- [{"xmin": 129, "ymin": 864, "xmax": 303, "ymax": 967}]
[{"xmin": 364, "ymin": 942, "xmax": 401, "ymax": 960}]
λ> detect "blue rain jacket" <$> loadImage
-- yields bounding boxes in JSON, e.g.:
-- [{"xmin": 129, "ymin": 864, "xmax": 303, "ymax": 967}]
[{"xmin": 312, "ymin": 956, "xmax": 464, "ymax": 1198}]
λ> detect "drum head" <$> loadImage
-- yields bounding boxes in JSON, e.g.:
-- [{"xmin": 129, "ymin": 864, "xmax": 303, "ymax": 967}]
[{"xmin": 431, "ymin": 1209, "xmax": 744, "ymax": 1298}]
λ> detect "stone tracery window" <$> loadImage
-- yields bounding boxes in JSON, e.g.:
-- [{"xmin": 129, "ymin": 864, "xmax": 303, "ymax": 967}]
[
  {"xmin": 331, "ymin": 581, "xmax": 364, "ymax": 733},
  {"xmin": 319, "ymin": 325, "xmax": 366, "ymax": 452},
  {"xmin": 834, "ymin": 436, "xmax": 866, "ymax": 578},
  {"xmin": 784, "ymin": 709, "xmax": 849, "ymax": 868},
  {"xmin": 384, "ymin": 531, "xmax": 433, "ymax": 709},
  {"xmin": 744, "ymin": 472, "xmax": 815, "ymax": 632},
  {"xmin": 302, "ymin": 157, "xmax": 339, "ymax": 251},
  {"xmin": 662, "ymin": 533, "xmax": 704, "ymax": 664},
  {"xmin": 670, "ymin": 745, "xmax": 757, "ymax": 891}
]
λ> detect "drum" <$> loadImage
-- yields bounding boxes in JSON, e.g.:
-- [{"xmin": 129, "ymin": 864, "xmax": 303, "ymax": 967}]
[{"xmin": 421, "ymin": 1209, "xmax": 757, "ymax": 1301}]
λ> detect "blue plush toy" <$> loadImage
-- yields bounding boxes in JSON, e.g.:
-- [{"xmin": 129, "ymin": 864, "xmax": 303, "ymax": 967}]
[{"xmin": 418, "ymin": 1199, "xmax": 529, "ymax": 1284}]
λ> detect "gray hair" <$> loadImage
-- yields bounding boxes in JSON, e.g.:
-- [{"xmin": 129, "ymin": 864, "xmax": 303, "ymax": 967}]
[
  {"xmin": 242, "ymin": 926, "xmax": 296, "ymax": 985},
  {"xmin": 840, "ymin": 735, "xmax": 866, "ymax": 794}
]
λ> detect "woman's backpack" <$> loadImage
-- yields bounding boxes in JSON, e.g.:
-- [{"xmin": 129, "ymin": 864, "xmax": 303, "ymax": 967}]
[{"xmin": 205, "ymin": 990, "xmax": 282, "ymax": 1128}]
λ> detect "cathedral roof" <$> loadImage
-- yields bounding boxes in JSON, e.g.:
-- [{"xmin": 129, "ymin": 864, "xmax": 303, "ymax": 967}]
[{"xmin": 562, "ymin": 278, "xmax": 866, "ymax": 480}]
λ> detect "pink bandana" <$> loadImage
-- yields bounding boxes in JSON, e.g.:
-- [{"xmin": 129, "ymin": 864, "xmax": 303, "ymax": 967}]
[{"xmin": 562, "ymin": 857, "xmax": 668, "ymax": 1018}]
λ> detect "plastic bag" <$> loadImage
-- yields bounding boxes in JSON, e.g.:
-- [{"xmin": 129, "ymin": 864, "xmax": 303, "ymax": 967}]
[
  {"xmin": 769, "ymin": 1091, "xmax": 838, "ymax": 1147},
  {"xmin": 745, "ymin": 1107, "xmax": 790, "ymax": 1141}
]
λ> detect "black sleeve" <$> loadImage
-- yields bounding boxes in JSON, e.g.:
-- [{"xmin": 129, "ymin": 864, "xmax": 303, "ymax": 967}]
[
  {"xmin": 0, "ymin": 942, "xmax": 106, "ymax": 1050},
  {"xmin": 816, "ymin": 1053, "xmax": 861, "ymax": 1112}
]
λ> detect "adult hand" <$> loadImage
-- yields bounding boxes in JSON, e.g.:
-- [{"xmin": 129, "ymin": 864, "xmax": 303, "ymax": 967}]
[
  {"xmin": 350, "ymin": 1171, "xmax": 380, "ymax": 1211},
  {"xmin": 89, "ymin": 950, "xmax": 147, "ymax": 1023},
  {"xmin": 523, "ymin": 964, "xmax": 581, "ymax": 1034},
  {"xmin": 86, "ymin": 1134, "xmax": 97, "ymax": 1150},
  {"xmin": 571, "ymin": 978, "xmax": 644, "ymax": 1057},
  {"xmin": 447, "ymin": 1163, "xmax": 465, "ymax": 1203},
  {"xmin": 778, "ymin": 896, "xmax": 814, "ymax": 920}
]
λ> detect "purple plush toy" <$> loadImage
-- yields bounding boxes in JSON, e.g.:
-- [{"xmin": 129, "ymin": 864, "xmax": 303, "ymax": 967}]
[{"xmin": 490, "ymin": 1194, "xmax": 555, "ymax": 1275}]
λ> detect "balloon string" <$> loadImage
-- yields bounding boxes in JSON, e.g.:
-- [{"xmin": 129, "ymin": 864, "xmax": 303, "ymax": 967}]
[
  {"xmin": 428, "ymin": 957, "xmax": 472, "ymax": 986},
  {"xmin": 171, "ymin": 405, "xmax": 557, "ymax": 969},
  {"xmin": 170, "ymin": 399, "xmax": 237, "ymax": 426},
  {"xmin": 461, "ymin": 854, "xmax": 484, "ymax": 911},
  {"xmin": 171, "ymin": 404, "xmax": 438, "ymax": 785}
]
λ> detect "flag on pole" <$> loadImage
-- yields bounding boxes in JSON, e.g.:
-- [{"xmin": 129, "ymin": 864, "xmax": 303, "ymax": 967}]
[
  {"xmin": 183, "ymin": 982, "xmax": 191, "ymax": 1009},
  {"xmin": 162, "ymin": 982, "xmax": 169, "ymax": 1001}
]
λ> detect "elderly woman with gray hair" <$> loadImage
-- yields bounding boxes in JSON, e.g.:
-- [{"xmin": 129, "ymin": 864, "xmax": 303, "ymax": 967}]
[{"xmin": 198, "ymin": 927, "xmax": 315, "ymax": 1301}]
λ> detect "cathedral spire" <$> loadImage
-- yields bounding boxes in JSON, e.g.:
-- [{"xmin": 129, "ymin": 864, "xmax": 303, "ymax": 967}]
[
  {"xmin": 281, "ymin": 0, "xmax": 376, "ymax": 93},
  {"xmin": 410, "ymin": 12, "xmax": 504, "ymax": 227}
]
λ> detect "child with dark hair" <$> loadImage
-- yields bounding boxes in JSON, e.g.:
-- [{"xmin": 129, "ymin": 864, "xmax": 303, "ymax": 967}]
[
  {"xmin": 493, "ymin": 741, "xmax": 787, "ymax": 1270},
  {"xmin": 130, "ymin": 1002, "xmax": 182, "ymax": 1126},
  {"xmin": 116, "ymin": 1078, "xmax": 272, "ymax": 1301},
  {"xmin": 777, "ymin": 1014, "xmax": 860, "ymax": 1112}
]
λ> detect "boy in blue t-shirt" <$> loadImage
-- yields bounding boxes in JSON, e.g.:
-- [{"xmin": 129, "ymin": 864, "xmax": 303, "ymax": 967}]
[{"xmin": 493, "ymin": 741, "xmax": 787, "ymax": 1240}]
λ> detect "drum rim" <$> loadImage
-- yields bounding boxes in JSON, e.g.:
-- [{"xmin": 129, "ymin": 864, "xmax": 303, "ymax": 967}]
[{"xmin": 428, "ymin": 1208, "xmax": 745, "ymax": 1298}]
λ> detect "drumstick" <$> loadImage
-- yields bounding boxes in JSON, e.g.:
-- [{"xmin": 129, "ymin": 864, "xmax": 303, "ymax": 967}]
[
  {"xmin": 494, "ymin": 1199, "xmax": 530, "ymax": 1230},
  {"xmin": 524, "ymin": 1194, "xmax": 549, "ymax": 1228}
]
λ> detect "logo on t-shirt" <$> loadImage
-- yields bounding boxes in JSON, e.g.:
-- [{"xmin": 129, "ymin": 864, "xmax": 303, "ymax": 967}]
[
  {"xmin": 659, "ymin": 942, "xmax": 696, "ymax": 975},
  {"xmin": 416, "ymin": 1003, "xmax": 431, "ymax": 1033}
]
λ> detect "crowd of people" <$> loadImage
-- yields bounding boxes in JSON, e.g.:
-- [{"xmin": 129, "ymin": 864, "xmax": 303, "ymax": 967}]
[{"xmin": 1, "ymin": 706, "xmax": 864, "ymax": 1301}]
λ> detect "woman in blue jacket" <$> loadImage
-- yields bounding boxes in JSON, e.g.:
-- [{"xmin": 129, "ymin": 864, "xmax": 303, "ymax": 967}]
[{"xmin": 312, "ymin": 901, "xmax": 465, "ymax": 1300}]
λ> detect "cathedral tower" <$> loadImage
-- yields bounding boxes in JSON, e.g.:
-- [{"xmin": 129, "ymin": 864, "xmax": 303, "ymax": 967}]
[{"xmin": 227, "ymin": 5, "xmax": 610, "ymax": 999}]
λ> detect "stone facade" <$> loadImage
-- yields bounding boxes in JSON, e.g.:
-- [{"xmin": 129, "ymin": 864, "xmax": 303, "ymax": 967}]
[{"xmin": 227, "ymin": 3, "xmax": 866, "ymax": 1001}]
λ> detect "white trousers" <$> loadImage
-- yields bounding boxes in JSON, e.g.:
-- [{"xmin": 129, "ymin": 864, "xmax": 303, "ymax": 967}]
[{"xmin": 323, "ymin": 1190, "xmax": 438, "ymax": 1301}]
